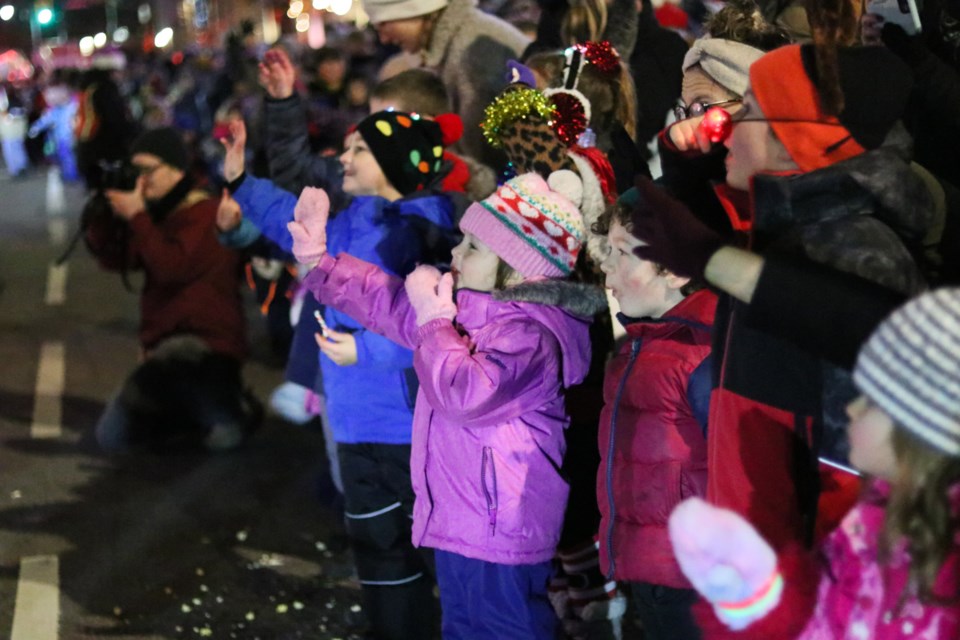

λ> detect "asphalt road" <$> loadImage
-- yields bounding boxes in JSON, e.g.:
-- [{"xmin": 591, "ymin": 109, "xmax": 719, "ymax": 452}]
[{"xmin": 0, "ymin": 168, "xmax": 368, "ymax": 640}]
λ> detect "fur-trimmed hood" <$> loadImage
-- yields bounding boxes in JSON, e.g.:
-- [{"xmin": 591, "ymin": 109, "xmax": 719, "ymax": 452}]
[{"xmin": 492, "ymin": 279, "xmax": 608, "ymax": 318}]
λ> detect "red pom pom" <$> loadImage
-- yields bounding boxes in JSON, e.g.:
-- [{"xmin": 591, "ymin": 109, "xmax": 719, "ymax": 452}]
[
  {"xmin": 581, "ymin": 41, "xmax": 620, "ymax": 76},
  {"xmin": 434, "ymin": 113, "xmax": 464, "ymax": 147},
  {"xmin": 550, "ymin": 93, "xmax": 588, "ymax": 147},
  {"xmin": 699, "ymin": 106, "xmax": 733, "ymax": 143}
]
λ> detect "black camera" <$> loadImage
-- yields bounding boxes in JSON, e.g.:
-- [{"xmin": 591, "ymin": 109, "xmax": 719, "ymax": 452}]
[{"xmin": 99, "ymin": 159, "xmax": 139, "ymax": 191}]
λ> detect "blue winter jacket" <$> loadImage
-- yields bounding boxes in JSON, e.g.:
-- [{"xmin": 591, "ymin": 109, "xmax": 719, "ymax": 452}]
[{"xmin": 232, "ymin": 174, "xmax": 459, "ymax": 443}]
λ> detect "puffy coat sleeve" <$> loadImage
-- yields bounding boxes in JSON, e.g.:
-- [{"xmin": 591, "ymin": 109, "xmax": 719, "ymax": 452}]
[
  {"xmin": 302, "ymin": 253, "xmax": 420, "ymax": 352},
  {"xmin": 263, "ymin": 94, "xmax": 348, "ymax": 210},
  {"xmin": 230, "ymin": 174, "xmax": 296, "ymax": 254},
  {"xmin": 413, "ymin": 316, "xmax": 561, "ymax": 428}
]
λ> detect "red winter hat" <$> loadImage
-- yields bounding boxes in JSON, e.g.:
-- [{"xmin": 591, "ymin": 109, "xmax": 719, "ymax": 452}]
[{"xmin": 749, "ymin": 44, "xmax": 912, "ymax": 173}]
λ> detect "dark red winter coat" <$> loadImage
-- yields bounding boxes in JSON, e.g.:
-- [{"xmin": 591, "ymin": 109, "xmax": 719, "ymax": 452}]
[
  {"xmin": 598, "ymin": 289, "xmax": 717, "ymax": 587},
  {"xmin": 85, "ymin": 191, "xmax": 247, "ymax": 361}
]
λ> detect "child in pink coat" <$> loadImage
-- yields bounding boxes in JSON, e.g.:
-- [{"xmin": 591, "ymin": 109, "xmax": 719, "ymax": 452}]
[{"xmin": 668, "ymin": 288, "xmax": 960, "ymax": 639}]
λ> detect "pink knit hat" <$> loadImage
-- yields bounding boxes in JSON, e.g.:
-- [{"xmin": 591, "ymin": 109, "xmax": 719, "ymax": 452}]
[{"xmin": 459, "ymin": 172, "xmax": 585, "ymax": 278}]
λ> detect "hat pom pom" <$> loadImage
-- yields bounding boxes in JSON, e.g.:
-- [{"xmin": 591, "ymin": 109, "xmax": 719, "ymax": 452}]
[
  {"xmin": 547, "ymin": 169, "xmax": 583, "ymax": 208},
  {"xmin": 435, "ymin": 113, "xmax": 464, "ymax": 147}
]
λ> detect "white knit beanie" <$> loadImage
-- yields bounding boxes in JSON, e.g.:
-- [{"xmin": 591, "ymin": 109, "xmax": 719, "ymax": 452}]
[
  {"xmin": 362, "ymin": 0, "xmax": 448, "ymax": 23},
  {"xmin": 682, "ymin": 37, "xmax": 767, "ymax": 97},
  {"xmin": 853, "ymin": 289, "xmax": 960, "ymax": 456}
]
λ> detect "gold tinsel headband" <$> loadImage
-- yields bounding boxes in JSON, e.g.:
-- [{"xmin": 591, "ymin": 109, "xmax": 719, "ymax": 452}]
[{"xmin": 480, "ymin": 87, "xmax": 556, "ymax": 149}]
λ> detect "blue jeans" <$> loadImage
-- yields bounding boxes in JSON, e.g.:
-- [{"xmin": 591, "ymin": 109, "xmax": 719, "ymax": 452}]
[{"xmin": 435, "ymin": 549, "xmax": 558, "ymax": 639}]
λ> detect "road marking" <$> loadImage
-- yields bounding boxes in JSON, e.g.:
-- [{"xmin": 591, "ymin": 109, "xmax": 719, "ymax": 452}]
[
  {"xmin": 11, "ymin": 555, "xmax": 59, "ymax": 640},
  {"xmin": 45, "ymin": 263, "xmax": 67, "ymax": 306},
  {"xmin": 31, "ymin": 342, "xmax": 64, "ymax": 439},
  {"xmin": 47, "ymin": 218, "xmax": 68, "ymax": 245},
  {"xmin": 45, "ymin": 167, "xmax": 64, "ymax": 216}
]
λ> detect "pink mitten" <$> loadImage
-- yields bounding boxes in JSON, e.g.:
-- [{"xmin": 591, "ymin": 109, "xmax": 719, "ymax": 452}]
[
  {"xmin": 287, "ymin": 187, "xmax": 330, "ymax": 265},
  {"xmin": 404, "ymin": 265, "xmax": 457, "ymax": 327},
  {"xmin": 669, "ymin": 498, "xmax": 783, "ymax": 631}
]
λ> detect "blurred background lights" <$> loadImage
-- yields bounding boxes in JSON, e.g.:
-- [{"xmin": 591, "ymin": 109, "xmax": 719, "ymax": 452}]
[
  {"xmin": 295, "ymin": 12, "xmax": 309, "ymax": 31},
  {"xmin": 0, "ymin": 5, "xmax": 14, "ymax": 21},
  {"xmin": 79, "ymin": 36, "xmax": 95, "ymax": 56},
  {"xmin": 93, "ymin": 32, "xmax": 107, "ymax": 48},
  {"xmin": 154, "ymin": 27, "xmax": 174, "ymax": 48}
]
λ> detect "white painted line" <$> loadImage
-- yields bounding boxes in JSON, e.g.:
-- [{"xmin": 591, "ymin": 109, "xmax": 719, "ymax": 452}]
[
  {"xmin": 45, "ymin": 263, "xmax": 67, "ymax": 306},
  {"xmin": 45, "ymin": 167, "xmax": 64, "ymax": 216},
  {"xmin": 31, "ymin": 342, "xmax": 64, "ymax": 439},
  {"xmin": 11, "ymin": 555, "xmax": 60, "ymax": 640},
  {"xmin": 47, "ymin": 218, "xmax": 68, "ymax": 245}
]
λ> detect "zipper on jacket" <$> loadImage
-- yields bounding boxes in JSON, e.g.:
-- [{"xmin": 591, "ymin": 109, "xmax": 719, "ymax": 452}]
[
  {"xmin": 604, "ymin": 337, "xmax": 642, "ymax": 579},
  {"xmin": 481, "ymin": 447, "xmax": 498, "ymax": 535}
]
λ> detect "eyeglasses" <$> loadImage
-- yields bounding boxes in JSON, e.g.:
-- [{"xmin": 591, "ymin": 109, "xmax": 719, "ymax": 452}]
[
  {"xmin": 673, "ymin": 99, "xmax": 742, "ymax": 122},
  {"xmin": 133, "ymin": 163, "xmax": 164, "ymax": 177},
  {"xmin": 699, "ymin": 105, "xmax": 854, "ymax": 152}
]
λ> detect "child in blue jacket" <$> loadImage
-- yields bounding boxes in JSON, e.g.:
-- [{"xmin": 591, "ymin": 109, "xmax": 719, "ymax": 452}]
[{"xmin": 221, "ymin": 110, "xmax": 461, "ymax": 639}]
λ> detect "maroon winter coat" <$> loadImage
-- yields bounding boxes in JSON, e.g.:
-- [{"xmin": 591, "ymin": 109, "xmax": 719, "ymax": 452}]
[
  {"xmin": 597, "ymin": 290, "xmax": 716, "ymax": 588},
  {"xmin": 85, "ymin": 191, "xmax": 247, "ymax": 361}
]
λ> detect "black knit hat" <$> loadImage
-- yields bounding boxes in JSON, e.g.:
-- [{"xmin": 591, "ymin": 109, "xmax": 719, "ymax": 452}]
[
  {"xmin": 130, "ymin": 127, "xmax": 189, "ymax": 171},
  {"xmin": 355, "ymin": 111, "xmax": 447, "ymax": 196},
  {"xmin": 799, "ymin": 45, "xmax": 913, "ymax": 151}
]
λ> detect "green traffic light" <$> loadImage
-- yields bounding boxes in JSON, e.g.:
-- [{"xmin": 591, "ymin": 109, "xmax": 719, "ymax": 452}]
[{"xmin": 37, "ymin": 7, "xmax": 52, "ymax": 24}]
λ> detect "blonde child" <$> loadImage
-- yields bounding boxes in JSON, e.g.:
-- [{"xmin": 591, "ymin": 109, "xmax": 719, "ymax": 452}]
[
  {"xmin": 289, "ymin": 170, "xmax": 608, "ymax": 638},
  {"xmin": 669, "ymin": 289, "xmax": 960, "ymax": 638}
]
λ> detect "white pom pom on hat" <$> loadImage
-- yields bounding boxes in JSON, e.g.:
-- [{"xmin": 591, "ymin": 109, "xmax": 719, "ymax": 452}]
[
  {"xmin": 460, "ymin": 172, "xmax": 586, "ymax": 278},
  {"xmin": 547, "ymin": 169, "xmax": 584, "ymax": 209}
]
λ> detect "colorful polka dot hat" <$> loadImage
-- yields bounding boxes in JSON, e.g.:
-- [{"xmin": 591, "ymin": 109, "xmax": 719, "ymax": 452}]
[{"xmin": 355, "ymin": 110, "xmax": 461, "ymax": 196}]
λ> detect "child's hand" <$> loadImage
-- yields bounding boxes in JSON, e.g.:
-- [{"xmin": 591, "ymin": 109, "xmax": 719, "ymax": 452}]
[
  {"xmin": 287, "ymin": 187, "xmax": 330, "ymax": 266},
  {"xmin": 669, "ymin": 498, "xmax": 782, "ymax": 630},
  {"xmin": 220, "ymin": 117, "xmax": 247, "ymax": 183},
  {"xmin": 258, "ymin": 48, "xmax": 296, "ymax": 100},
  {"xmin": 405, "ymin": 266, "xmax": 457, "ymax": 327},
  {"xmin": 216, "ymin": 188, "xmax": 243, "ymax": 232},
  {"xmin": 667, "ymin": 116, "xmax": 714, "ymax": 154},
  {"xmin": 316, "ymin": 329, "xmax": 357, "ymax": 366}
]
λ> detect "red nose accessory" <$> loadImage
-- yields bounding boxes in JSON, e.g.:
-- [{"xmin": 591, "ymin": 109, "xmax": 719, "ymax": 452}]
[{"xmin": 699, "ymin": 106, "xmax": 733, "ymax": 144}]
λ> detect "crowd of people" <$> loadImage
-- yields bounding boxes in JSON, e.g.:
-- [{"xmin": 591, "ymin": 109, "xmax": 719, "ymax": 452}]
[{"xmin": 3, "ymin": 0, "xmax": 960, "ymax": 636}]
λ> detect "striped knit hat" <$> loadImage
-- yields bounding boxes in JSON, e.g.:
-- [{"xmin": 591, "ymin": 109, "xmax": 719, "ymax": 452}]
[
  {"xmin": 853, "ymin": 289, "xmax": 960, "ymax": 456},
  {"xmin": 459, "ymin": 172, "xmax": 585, "ymax": 279}
]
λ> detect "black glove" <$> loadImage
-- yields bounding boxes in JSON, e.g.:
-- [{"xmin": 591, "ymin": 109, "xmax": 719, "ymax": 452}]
[{"xmin": 630, "ymin": 176, "xmax": 726, "ymax": 279}]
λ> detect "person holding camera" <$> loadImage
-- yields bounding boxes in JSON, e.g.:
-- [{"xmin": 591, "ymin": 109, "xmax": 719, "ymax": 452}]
[{"xmin": 85, "ymin": 126, "xmax": 260, "ymax": 453}]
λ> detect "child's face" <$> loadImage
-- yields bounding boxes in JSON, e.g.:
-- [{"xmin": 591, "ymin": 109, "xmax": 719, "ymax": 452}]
[
  {"xmin": 339, "ymin": 131, "xmax": 390, "ymax": 197},
  {"xmin": 450, "ymin": 232, "xmax": 501, "ymax": 292},
  {"xmin": 846, "ymin": 395, "xmax": 897, "ymax": 479},
  {"xmin": 600, "ymin": 220, "xmax": 685, "ymax": 319}
]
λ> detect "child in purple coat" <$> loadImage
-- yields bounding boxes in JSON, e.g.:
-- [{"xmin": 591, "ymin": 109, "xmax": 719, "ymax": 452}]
[{"xmin": 290, "ymin": 171, "xmax": 608, "ymax": 639}]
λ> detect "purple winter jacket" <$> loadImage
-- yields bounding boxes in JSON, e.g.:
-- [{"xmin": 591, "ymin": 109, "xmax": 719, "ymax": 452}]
[{"xmin": 304, "ymin": 253, "xmax": 606, "ymax": 565}]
